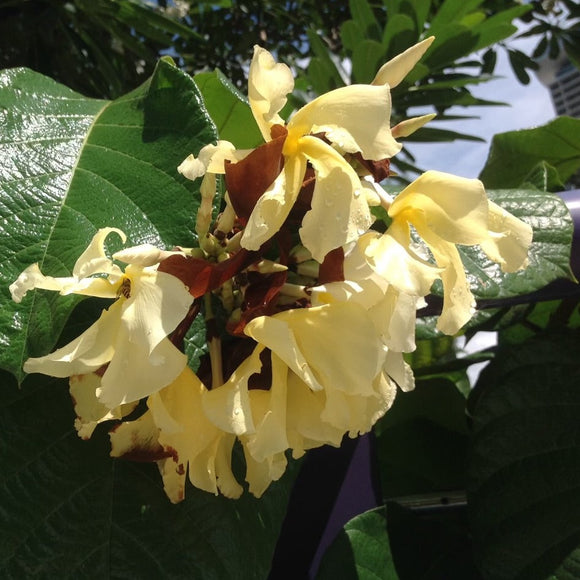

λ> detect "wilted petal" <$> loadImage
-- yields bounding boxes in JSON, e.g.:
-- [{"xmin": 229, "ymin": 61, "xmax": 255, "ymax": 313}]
[
  {"xmin": 289, "ymin": 84, "xmax": 401, "ymax": 160},
  {"xmin": 480, "ymin": 201, "xmax": 532, "ymax": 272},
  {"xmin": 372, "ymin": 37, "xmax": 435, "ymax": 87},
  {"xmin": 70, "ymin": 373, "xmax": 138, "ymax": 439},
  {"xmin": 248, "ymin": 46, "xmax": 295, "ymax": 141}
]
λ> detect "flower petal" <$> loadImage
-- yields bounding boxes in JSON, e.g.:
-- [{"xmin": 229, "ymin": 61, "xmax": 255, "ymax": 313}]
[
  {"xmin": 391, "ymin": 113, "xmax": 436, "ymax": 139},
  {"xmin": 479, "ymin": 201, "xmax": 532, "ymax": 272},
  {"xmin": 97, "ymin": 331, "xmax": 187, "ymax": 407},
  {"xmin": 69, "ymin": 373, "xmax": 138, "ymax": 439},
  {"xmin": 299, "ymin": 137, "xmax": 373, "ymax": 262},
  {"xmin": 121, "ymin": 266, "xmax": 192, "ymax": 355},
  {"xmin": 372, "ymin": 37, "xmax": 435, "ymax": 87},
  {"xmin": 248, "ymin": 46, "xmax": 295, "ymax": 142},
  {"xmin": 73, "ymin": 227, "xmax": 126, "ymax": 279},
  {"xmin": 23, "ymin": 300, "xmax": 123, "ymax": 377},
  {"xmin": 390, "ymin": 171, "xmax": 489, "ymax": 245},
  {"xmin": 289, "ymin": 84, "xmax": 401, "ymax": 160},
  {"xmin": 201, "ymin": 346, "xmax": 259, "ymax": 436},
  {"xmin": 178, "ymin": 141, "xmax": 249, "ymax": 179},
  {"xmin": 148, "ymin": 367, "xmax": 244, "ymax": 499},
  {"xmin": 241, "ymin": 153, "xmax": 306, "ymax": 251}
]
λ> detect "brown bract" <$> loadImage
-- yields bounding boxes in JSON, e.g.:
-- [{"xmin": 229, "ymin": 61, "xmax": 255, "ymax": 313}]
[
  {"xmin": 158, "ymin": 248, "xmax": 262, "ymax": 298},
  {"xmin": 318, "ymin": 246, "xmax": 345, "ymax": 285},
  {"xmin": 225, "ymin": 125, "xmax": 287, "ymax": 223}
]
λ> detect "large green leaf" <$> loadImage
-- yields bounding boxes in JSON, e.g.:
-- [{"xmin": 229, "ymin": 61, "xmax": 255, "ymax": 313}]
[
  {"xmin": 0, "ymin": 368, "xmax": 297, "ymax": 578},
  {"xmin": 0, "ymin": 60, "xmax": 215, "ymax": 381},
  {"xmin": 375, "ymin": 377, "xmax": 469, "ymax": 499},
  {"xmin": 467, "ymin": 330, "xmax": 580, "ymax": 580},
  {"xmin": 479, "ymin": 117, "xmax": 580, "ymax": 189},
  {"xmin": 316, "ymin": 506, "xmax": 399, "ymax": 580}
]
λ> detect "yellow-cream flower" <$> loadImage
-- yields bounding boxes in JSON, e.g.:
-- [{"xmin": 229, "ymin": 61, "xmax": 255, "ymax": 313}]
[
  {"xmin": 180, "ymin": 39, "xmax": 435, "ymax": 262},
  {"xmin": 111, "ymin": 366, "xmax": 243, "ymax": 502},
  {"xmin": 370, "ymin": 171, "xmax": 533, "ymax": 334},
  {"xmin": 10, "ymin": 228, "xmax": 193, "ymax": 408}
]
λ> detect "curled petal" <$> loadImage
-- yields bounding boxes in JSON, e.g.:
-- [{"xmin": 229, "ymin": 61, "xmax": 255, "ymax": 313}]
[
  {"xmin": 10, "ymin": 228, "xmax": 125, "ymax": 302},
  {"xmin": 390, "ymin": 171, "xmax": 489, "ymax": 245},
  {"xmin": 480, "ymin": 201, "xmax": 532, "ymax": 272},
  {"xmin": 248, "ymin": 46, "xmax": 295, "ymax": 141},
  {"xmin": 73, "ymin": 227, "xmax": 126, "ymax": 279},
  {"xmin": 372, "ymin": 37, "xmax": 435, "ymax": 87},
  {"xmin": 178, "ymin": 141, "xmax": 247, "ymax": 179},
  {"xmin": 113, "ymin": 245, "xmax": 185, "ymax": 268},
  {"xmin": 289, "ymin": 84, "xmax": 401, "ymax": 160}
]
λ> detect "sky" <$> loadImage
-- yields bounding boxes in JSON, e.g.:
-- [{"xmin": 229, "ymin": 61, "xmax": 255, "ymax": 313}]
[{"xmin": 406, "ymin": 36, "xmax": 557, "ymax": 179}]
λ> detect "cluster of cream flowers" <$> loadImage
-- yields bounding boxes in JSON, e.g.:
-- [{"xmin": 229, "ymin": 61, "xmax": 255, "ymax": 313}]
[{"xmin": 10, "ymin": 38, "xmax": 532, "ymax": 502}]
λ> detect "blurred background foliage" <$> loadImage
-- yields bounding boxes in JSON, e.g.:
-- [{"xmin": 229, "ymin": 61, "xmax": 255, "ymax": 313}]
[{"xmin": 1, "ymin": 0, "xmax": 579, "ymax": 176}]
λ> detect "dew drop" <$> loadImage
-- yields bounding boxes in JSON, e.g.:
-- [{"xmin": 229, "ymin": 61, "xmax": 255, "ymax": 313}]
[
  {"xmin": 353, "ymin": 189, "xmax": 361, "ymax": 198},
  {"xmin": 234, "ymin": 408, "xmax": 241, "ymax": 416}
]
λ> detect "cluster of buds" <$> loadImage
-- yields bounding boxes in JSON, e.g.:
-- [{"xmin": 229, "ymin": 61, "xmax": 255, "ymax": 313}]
[{"xmin": 10, "ymin": 39, "xmax": 532, "ymax": 502}]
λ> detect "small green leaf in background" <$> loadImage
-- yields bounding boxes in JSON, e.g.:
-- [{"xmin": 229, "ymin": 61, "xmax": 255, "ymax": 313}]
[
  {"xmin": 0, "ymin": 60, "xmax": 216, "ymax": 381},
  {"xmin": 467, "ymin": 330, "xmax": 580, "ymax": 580},
  {"xmin": 479, "ymin": 117, "xmax": 580, "ymax": 189},
  {"xmin": 316, "ymin": 506, "xmax": 399, "ymax": 580}
]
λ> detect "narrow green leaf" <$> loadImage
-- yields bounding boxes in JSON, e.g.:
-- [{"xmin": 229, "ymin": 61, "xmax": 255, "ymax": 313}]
[
  {"xmin": 194, "ymin": 70, "xmax": 263, "ymax": 148},
  {"xmin": 467, "ymin": 330, "xmax": 580, "ymax": 580},
  {"xmin": 348, "ymin": 0, "xmax": 382, "ymax": 42},
  {"xmin": 382, "ymin": 14, "xmax": 417, "ymax": 61},
  {"xmin": 316, "ymin": 507, "xmax": 399, "ymax": 580},
  {"xmin": 0, "ymin": 61, "xmax": 216, "ymax": 381},
  {"xmin": 352, "ymin": 40, "xmax": 387, "ymax": 84}
]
